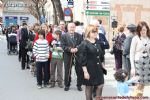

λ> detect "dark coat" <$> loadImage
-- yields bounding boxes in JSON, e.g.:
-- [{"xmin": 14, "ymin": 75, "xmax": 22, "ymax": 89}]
[
  {"xmin": 61, "ymin": 32, "xmax": 83, "ymax": 55},
  {"xmin": 97, "ymin": 33, "xmax": 109, "ymax": 54},
  {"xmin": 79, "ymin": 40, "xmax": 104, "ymax": 86},
  {"xmin": 122, "ymin": 34, "xmax": 134, "ymax": 57},
  {"xmin": 20, "ymin": 28, "xmax": 29, "ymax": 48}
]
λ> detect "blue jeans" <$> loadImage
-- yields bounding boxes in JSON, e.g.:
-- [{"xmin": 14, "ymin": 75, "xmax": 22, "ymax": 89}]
[{"xmin": 36, "ymin": 61, "xmax": 49, "ymax": 85}]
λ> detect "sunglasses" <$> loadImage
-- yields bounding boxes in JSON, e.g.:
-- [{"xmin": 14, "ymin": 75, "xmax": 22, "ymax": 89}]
[{"xmin": 91, "ymin": 30, "xmax": 98, "ymax": 33}]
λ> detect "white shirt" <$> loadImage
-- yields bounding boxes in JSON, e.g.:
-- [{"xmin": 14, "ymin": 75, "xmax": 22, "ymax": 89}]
[{"xmin": 130, "ymin": 35, "xmax": 150, "ymax": 68}]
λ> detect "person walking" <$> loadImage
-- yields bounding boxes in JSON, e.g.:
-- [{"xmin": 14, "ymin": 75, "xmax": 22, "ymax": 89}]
[
  {"xmin": 61, "ymin": 22, "xmax": 83, "ymax": 91},
  {"xmin": 79, "ymin": 25, "xmax": 105, "ymax": 100},
  {"xmin": 33, "ymin": 29, "xmax": 50, "ymax": 89},
  {"xmin": 130, "ymin": 21, "xmax": 150, "ymax": 96},
  {"xmin": 90, "ymin": 19, "xmax": 109, "ymax": 97}
]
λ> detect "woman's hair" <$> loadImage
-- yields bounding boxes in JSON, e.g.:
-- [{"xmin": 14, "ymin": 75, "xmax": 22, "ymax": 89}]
[
  {"xmin": 84, "ymin": 24, "xmax": 98, "ymax": 39},
  {"xmin": 41, "ymin": 23, "xmax": 49, "ymax": 28},
  {"xmin": 38, "ymin": 29, "xmax": 45, "ymax": 38},
  {"xmin": 136, "ymin": 21, "xmax": 150, "ymax": 38},
  {"xmin": 114, "ymin": 69, "xmax": 128, "ymax": 82},
  {"xmin": 33, "ymin": 23, "xmax": 40, "ymax": 33},
  {"xmin": 41, "ymin": 23, "xmax": 49, "ymax": 33},
  {"xmin": 118, "ymin": 26, "xmax": 124, "ymax": 33}
]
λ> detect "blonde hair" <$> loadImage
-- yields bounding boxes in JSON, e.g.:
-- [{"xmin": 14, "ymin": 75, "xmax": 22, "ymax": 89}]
[
  {"xmin": 41, "ymin": 23, "xmax": 49, "ymax": 33},
  {"xmin": 84, "ymin": 24, "xmax": 98, "ymax": 39}
]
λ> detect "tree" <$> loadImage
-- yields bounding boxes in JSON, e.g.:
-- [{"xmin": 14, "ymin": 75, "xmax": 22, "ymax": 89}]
[
  {"xmin": 25, "ymin": 0, "xmax": 47, "ymax": 24},
  {"xmin": 51, "ymin": 0, "xmax": 64, "ymax": 25},
  {"xmin": 24, "ymin": 0, "xmax": 64, "ymax": 25}
]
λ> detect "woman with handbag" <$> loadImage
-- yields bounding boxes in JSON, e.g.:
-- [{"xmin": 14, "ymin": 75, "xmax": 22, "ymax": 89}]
[
  {"xmin": 112, "ymin": 26, "xmax": 126, "ymax": 71},
  {"xmin": 79, "ymin": 25, "xmax": 106, "ymax": 100}
]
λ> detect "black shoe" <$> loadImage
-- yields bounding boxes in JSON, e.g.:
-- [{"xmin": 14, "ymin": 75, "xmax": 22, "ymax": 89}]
[
  {"xmin": 64, "ymin": 86, "xmax": 69, "ymax": 91},
  {"xmin": 18, "ymin": 58, "xmax": 21, "ymax": 62},
  {"xmin": 26, "ymin": 64, "xmax": 30, "ymax": 69},
  {"xmin": 26, "ymin": 66, "xmax": 30, "ymax": 69},
  {"xmin": 77, "ymin": 86, "xmax": 82, "ymax": 91}
]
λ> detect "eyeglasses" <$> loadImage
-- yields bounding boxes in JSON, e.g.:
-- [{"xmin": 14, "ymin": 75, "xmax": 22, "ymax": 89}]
[{"xmin": 91, "ymin": 30, "xmax": 98, "ymax": 33}]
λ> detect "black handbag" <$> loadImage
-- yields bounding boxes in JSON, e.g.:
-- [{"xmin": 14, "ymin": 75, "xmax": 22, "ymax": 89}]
[{"xmin": 102, "ymin": 67, "xmax": 107, "ymax": 75}]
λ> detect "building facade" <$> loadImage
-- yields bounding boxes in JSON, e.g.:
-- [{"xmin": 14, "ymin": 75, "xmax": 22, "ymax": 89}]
[
  {"xmin": 3, "ymin": 0, "xmax": 37, "ymax": 27},
  {"xmin": 111, "ymin": 0, "xmax": 150, "ymax": 26},
  {"xmin": 0, "ymin": 0, "xmax": 3, "ymax": 24}
]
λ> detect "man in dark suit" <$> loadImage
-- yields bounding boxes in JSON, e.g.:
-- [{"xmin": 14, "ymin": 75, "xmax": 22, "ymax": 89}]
[
  {"xmin": 61, "ymin": 22, "xmax": 83, "ymax": 91},
  {"xmin": 20, "ymin": 23, "xmax": 29, "ymax": 70}
]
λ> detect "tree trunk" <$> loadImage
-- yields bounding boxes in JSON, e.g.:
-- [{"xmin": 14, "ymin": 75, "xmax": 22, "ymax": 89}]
[
  {"xmin": 52, "ymin": 0, "xmax": 64, "ymax": 24},
  {"xmin": 42, "ymin": 6, "xmax": 45, "ymax": 18},
  {"xmin": 35, "ymin": 4, "xmax": 41, "ymax": 23},
  {"xmin": 51, "ymin": 0, "xmax": 57, "ymax": 25}
]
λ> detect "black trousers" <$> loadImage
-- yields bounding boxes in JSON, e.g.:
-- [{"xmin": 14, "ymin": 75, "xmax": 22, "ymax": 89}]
[
  {"xmin": 18, "ymin": 43, "xmax": 22, "ymax": 60},
  {"xmin": 47, "ymin": 58, "xmax": 51, "ymax": 82},
  {"xmin": 64, "ymin": 53, "xmax": 83, "ymax": 87},
  {"xmin": 36, "ymin": 61, "xmax": 49, "ymax": 85},
  {"xmin": 10, "ymin": 43, "xmax": 16, "ymax": 51},
  {"xmin": 20, "ymin": 47, "xmax": 29, "ymax": 69}
]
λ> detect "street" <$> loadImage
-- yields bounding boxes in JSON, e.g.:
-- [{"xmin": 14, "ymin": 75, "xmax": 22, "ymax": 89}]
[{"xmin": 0, "ymin": 35, "xmax": 149, "ymax": 100}]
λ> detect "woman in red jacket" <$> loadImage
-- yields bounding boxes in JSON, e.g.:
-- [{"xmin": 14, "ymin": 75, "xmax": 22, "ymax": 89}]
[{"xmin": 33, "ymin": 23, "xmax": 53, "ymax": 84}]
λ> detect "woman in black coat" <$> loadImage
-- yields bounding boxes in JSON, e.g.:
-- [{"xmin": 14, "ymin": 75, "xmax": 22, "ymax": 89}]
[{"xmin": 79, "ymin": 25, "xmax": 106, "ymax": 100}]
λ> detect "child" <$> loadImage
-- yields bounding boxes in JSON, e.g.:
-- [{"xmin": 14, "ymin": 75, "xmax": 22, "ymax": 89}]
[
  {"xmin": 50, "ymin": 30, "xmax": 63, "ymax": 88},
  {"xmin": 114, "ymin": 69, "xmax": 138, "ymax": 96},
  {"xmin": 33, "ymin": 29, "xmax": 49, "ymax": 89}
]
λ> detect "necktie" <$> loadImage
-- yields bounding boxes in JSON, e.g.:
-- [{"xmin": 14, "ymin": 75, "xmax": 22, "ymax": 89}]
[{"xmin": 71, "ymin": 35, "xmax": 75, "ymax": 42}]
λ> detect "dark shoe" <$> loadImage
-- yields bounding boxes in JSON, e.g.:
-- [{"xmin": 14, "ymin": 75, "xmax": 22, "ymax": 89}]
[
  {"xmin": 77, "ymin": 86, "xmax": 82, "ymax": 91},
  {"xmin": 26, "ymin": 64, "xmax": 30, "ymax": 69},
  {"xmin": 18, "ymin": 58, "xmax": 21, "ymax": 62},
  {"xmin": 64, "ymin": 86, "xmax": 69, "ymax": 91}
]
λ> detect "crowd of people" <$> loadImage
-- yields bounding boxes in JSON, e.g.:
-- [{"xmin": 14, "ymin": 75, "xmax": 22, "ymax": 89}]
[
  {"xmin": 3, "ymin": 19, "xmax": 150, "ymax": 100},
  {"xmin": 112, "ymin": 21, "xmax": 150, "ymax": 98}
]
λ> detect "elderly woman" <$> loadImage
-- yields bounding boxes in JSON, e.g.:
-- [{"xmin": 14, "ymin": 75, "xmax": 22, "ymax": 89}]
[{"xmin": 79, "ymin": 25, "xmax": 106, "ymax": 100}]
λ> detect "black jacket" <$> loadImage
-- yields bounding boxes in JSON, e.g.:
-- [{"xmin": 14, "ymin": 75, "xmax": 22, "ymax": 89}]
[
  {"xmin": 20, "ymin": 28, "xmax": 29, "ymax": 48},
  {"xmin": 61, "ymin": 32, "xmax": 83, "ymax": 54}
]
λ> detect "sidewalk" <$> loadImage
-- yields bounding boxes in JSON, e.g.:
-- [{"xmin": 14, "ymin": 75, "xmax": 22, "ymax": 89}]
[{"xmin": 0, "ymin": 35, "xmax": 6, "ymax": 40}]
